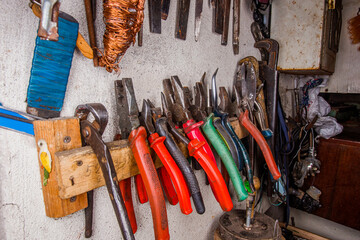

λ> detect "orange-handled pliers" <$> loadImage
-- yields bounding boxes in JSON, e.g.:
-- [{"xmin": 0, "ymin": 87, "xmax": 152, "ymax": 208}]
[
  {"xmin": 115, "ymin": 79, "xmax": 169, "ymax": 240},
  {"xmin": 234, "ymin": 62, "xmax": 281, "ymax": 180}
]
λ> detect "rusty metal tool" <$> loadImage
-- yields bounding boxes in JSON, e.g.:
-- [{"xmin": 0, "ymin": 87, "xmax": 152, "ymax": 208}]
[
  {"xmin": 142, "ymin": 100, "xmax": 192, "ymax": 214},
  {"xmin": 214, "ymin": 0, "xmax": 224, "ymax": 34},
  {"xmin": 161, "ymin": 93, "xmax": 233, "ymax": 211},
  {"xmin": 38, "ymin": 0, "xmax": 60, "ymax": 41},
  {"xmin": 158, "ymin": 91, "xmax": 205, "ymax": 214},
  {"xmin": 115, "ymin": 79, "xmax": 169, "ymax": 240},
  {"xmin": 149, "ymin": 0, "xmax": 162, "ymax": 33},
  {"xmin": 84, "ymin": 0, "xmax": 98, "ymax": 66},
  {"xmin": 175, "ymin": 0, "xmax": 191, "ymax": 40},
  {"xmin": 234, "ymin": 62, "xmax": 281, "ymax": 181},
  {"xmin": 76, "ymin": 103, "xmax": 134, "ymax": 240},
  {"xmin": 161, "ymin": 0, "xmax": 170, "ymax": 20},
  {"xmin": 232, "ymin": 0, "xmax": 240, "ymax": 54},
  {"xmin": 221, "ymin": 0, "xmax": 231, "ymax": 45},
  {"xmin": 195, "ymin": 0, "xmax": 203, "ymax": 41}
]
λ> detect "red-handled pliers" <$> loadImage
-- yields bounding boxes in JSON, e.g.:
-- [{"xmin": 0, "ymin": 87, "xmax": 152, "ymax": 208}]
[
  {"xmin": 115, "ymin": 79, "xmax": 170, "ymax": 240},
  {"xmin": 142, "ymin": 99, "xmax": 192, "ymax": 214},
  {"xmin": 234, "ymin": 63, "xmax": 281, "ymax": 180}
]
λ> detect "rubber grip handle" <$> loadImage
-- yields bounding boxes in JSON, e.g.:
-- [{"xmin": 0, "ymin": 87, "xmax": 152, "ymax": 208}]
[
  {"xmin": 239, "ymin": 109, "xmax": 281, "ymax": 180},
  {"xmin": 158, "ymin": 167, "xmax": 179, "ymax": 205},
  {"xmin": 119, "ymin": 178, "xmax": 138, "ymax": 234},
  {"xmin": 188, "ymin": 139, "xmax": 233, "ymax": 211},
  {"xmin": 149, "ymin": 133, "xmax": 192, "ymax": 214},
  {"xmin": 129, "ymin": 127, "xmax": 170, "ymax": 240},
  {"xmin": 202, "ymin": 114, "xmax": 248, "ymax": 201},
  {"xmin": 156, "ymin": 117, "xmax": 205, "ymax": 214},
  {"xmin": 135, "ymin": 174, "xmax": 148, "ymax": 204}
]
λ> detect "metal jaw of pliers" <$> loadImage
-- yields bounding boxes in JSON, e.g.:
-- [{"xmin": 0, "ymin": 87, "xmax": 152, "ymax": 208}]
[
  {"xmin": 161, "ymin": 90, "xmax": 233, "ymax": 212},
  {"xmin": 37, "ymin": 0, "xmax": 60, "ymax": 41},
  {"xmin": 115, "ymin": 79, "xmax": 170, "ymax": 240},
  {"xmin": 75, "ymin": 103, "xmax": 134, "ymax": 240},
  {"xmin": 141, "ymin": 99, "xmax": 193, "ymax": 215},
  {"xmin": 234, "ymin": 63, "xmax": 281, "ymax": 181}
]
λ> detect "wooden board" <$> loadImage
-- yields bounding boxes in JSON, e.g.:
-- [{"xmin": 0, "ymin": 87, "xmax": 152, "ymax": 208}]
[
  {"xmin": 33, "ymin": 118, "xmax": 87, "ymax": 218},
  {"xmin": 279, "ymin": 223, "xmax": 330, "ymax": 240}
]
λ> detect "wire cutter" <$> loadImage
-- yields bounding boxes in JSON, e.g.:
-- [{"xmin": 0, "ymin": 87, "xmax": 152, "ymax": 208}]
[
  {"xmin": 115, "ymin": 79, "xmax": 169, "ymax": 240},
  {"xmin": 161, "ymin": 92, "xmax": 233, "ymax": 212},
  {"xmin": 141, "ymin": 99, "xmax": 192, "ymax": 214},
  {"xmin": 234, "ymin": 63, "xmax": 281, "ymax": 181}
]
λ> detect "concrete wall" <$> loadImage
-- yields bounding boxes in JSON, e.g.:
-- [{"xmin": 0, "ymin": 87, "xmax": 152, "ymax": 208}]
[{"xmin": 0, "ymin": 1, "xmax": 260, "ymax": 239}]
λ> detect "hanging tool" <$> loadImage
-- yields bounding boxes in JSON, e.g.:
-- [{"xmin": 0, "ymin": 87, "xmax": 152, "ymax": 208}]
[
  {"xmin": 195, "ymin": 0, "xmax": 203, "ymax": 41},
  {"xmin": 232, "ymin": 0, "xmax": 240, "ymax": 54},
  {"xmin": 214, "ymin": 0, "xmax": 224, "ymax": 34},
  {"xmin": 251, "ymin": 0, "xmax": 271, "ymax": 38},
  {"xmin": 142, "ymin": 100, "xmax": 192, "ymax": 214},
  {"xmin": 158, "ymin": 92, "xmax": 205, "ymax": 214},
  {"xmin": 175, "ymin": 0, "xmax": 191, "ymax": 40},
  {"xmin": 221, "ymin": 0, "xmax": 230, "ymax": 45},
  {"xmin": 161, "ymin": 93, "xmax": 233, "ymax": 211},
  {"xmin": 84, "ymin": 0, "xmax": 98, "ymax": 66},
  {"xmin": 38, "ymin": 0, "xmax": 60, "ymax": 41},
  {"xmin": 77, "ymin": 103, "xmax": 134, "ymax": 240},
  {"xmin": 234, "ymin": 63, "xmax": 281, "ymax": 180},
  {"xmin": 149, "ymin": 0, "xmax": 162, "ymax": 33},
  {"xmin": 115, "ymin": 79, "xmax": 170, "ymax": 240},
  {"xmin": 211, "ymin": 69, "xmax": 253, "ymax": 194},
  {"xmin": 161, "ymin": 0, "xmax": 170, "ymax": 20}
]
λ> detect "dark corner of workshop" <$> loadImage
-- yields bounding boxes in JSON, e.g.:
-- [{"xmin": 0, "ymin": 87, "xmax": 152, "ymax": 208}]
[{"xmin": 0, "ymin": 0, "xmax": 359, "ymax": 239}]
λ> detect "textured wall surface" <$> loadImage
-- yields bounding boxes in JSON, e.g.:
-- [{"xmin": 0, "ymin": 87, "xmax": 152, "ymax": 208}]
[{"xmin": 0, "ymin": 1, "xmax": 260, "ymax": 239}]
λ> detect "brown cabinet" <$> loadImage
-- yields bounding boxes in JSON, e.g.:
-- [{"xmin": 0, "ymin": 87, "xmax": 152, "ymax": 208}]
[{"xmin": 312, "ymin": 137, "xmax": 360, "ymax": 230}]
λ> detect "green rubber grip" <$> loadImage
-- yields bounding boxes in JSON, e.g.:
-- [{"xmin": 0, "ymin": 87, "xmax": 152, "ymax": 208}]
[{"xmin": 202, "ymin": 113, "xmax": 248, "ymax": 201}]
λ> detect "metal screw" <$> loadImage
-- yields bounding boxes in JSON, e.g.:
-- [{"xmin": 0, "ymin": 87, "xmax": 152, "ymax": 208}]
[{"xmin": 63, "ymin": 136, "xmax": 71, "ymax": 143}]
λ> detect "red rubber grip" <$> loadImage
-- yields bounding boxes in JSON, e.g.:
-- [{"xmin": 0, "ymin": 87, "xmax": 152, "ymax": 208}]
[
  {"xmin": 119, "ymin": 178, "xmax": 137, "ymax": 234},
  {"xmin": 149, "ymin": 133, "xmax": 192, "ymax": 215},
  {"xmin": 129, "ymin": 127, "xmax": 170, "ymax": 240},
  {"xmin": 135, "ymin": 174, "xmax": 148, "ymax": 204},
  {"xmin": 183, "ymin": 119, "xmax": 220, "ymax": 202},
  {"xmin": 239, "ymin": 109, "xmax": 281, "ymax": 180},
  {"xmin": 188, "ymin": 139, "xmax": 233, "ymax": 212},
  {"xmin": 158, "ymin": 167, "xmax": 179, "ymax": 205}
]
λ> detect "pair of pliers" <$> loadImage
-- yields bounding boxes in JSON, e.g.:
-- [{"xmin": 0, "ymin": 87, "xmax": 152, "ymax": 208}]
[
  {"xmin": 141, "ymin": 99, "xmax": 193, "ymax": 214},
  {"xmin": 161, "ymin": 91, "xmax": 233, "ymax": 212},
  {"xmin": 234, "ymin": 62, "xmax": 281, "ymax": 181}
]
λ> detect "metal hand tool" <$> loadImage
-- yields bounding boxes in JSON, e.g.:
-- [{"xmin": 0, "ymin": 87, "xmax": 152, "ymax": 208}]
[
  {"xmin": 142, "ymin": 100, "xmax": 192, "ymax": 214},
  {"xmin": 161, "ymin": 0, "xmax": 170, "ymax": 20},
  {"xmin": 161, "ymin": 94, "xmax": 233, "ymax": 211},
  {"xmin": 149, "ymin": 0, "xmax": 162, "ymax": 33},
  {"xmin": 232, "ymin": 0, "xmax": 240, "ymax": 54},
  {"xmin": 221, "ymin": 0, "xmax": 231, "ymax": 45},
  {"xmin": 214, "ymin": 0, "xmax": 224, "ymax": 34},
  {"xmin": 195, "ymin": 0, "xmax": 203, "ymax": 41},
  {"xmin": 115, "ymin": 79, "xmax": 170, "ymax": 240},
  {"xmin": 234, "ymin": 63, "xmax": 281, "ymax": 180},
  {"xmin": 84, "ymin": 0, "xmax": 98, "ymax": 66},
  {"xmin": 76, "ymin": 103, "xmax": 134, "ymax": 240},
  {"xmin": 175, "ymin": 0, "xmax": 191, "ymax": 40},
  {"xmin": 38, "ymin": 0, "xmax": 60, "ymax": 41},
  {"xmin": 211, "ymin": 70, "xmax": 255, "ymax": 193},
  {"xmin": 158, "ymin": 92, "xmax": 205, "ymax": 214}
]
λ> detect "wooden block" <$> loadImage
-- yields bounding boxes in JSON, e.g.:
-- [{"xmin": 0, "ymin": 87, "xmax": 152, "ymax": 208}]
[
  {"xmin": 33, "ymin": 118, "xmax": 87, "ymax": 218},
  {"xmin": 229, "ymin": 117, "xmax": 249, "ymax": 139},
  {"xmin": 55, "ymin": 140, "xmax": 164, "ymax": 199},
  {"xmin": 279, "ymin": 223, "xmax": 330, "ymax": 240}
]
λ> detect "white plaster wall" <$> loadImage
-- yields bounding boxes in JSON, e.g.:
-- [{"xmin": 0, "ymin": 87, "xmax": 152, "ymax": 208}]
[{"xmin": 0, "ymin": 1, "xmax": 260, "ymax": 239}]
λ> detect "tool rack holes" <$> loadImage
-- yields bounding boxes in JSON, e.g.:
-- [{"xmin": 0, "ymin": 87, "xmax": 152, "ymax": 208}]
[
  {"xmin": 76, "ymin": 161, "xmax": 83, "ymax": 166},
  {"xmin": 70, "ymin": 196, "xmax": 77, "ymax": 202},
  {"xmin": 69, "ymin": 176, "xmax": 75, "ymax": 186},
  {"xmin": 63, "ymin": 136, "xmax": 71, "ymax": 143}
]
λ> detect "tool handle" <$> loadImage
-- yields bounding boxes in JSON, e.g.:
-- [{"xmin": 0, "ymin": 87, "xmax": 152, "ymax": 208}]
[
  {"xmin": 84, "ymin": 0, "xmax": 98, "ymax": 66},
  {"xmin": 119, "ymin": 178, "xmax": 138, "ymax": 234},
  {"xmin": 224, "ymin": 120, "xmax": 255, "ymax": 192},
  {"xmin": 129, "ymin": 127, "xmax": 170, "ymax": 240},
  {"xmin": 135, "ymin": 174, "xmax": 149, "ymax": 204},
  {"xmin": 239, "ymin": 109, "xmax": 281, "ymax": 180},
  {"xmin": 188, "ymin": 139, "xmax": 233, "ymax": 211},
  {"xmin": 158, "ymin": 167, "xmax": 179, "ymax": 205},
  {"xmin": 84, "ymin": 190, "xmax": 94, "ymax": 238},
  {"xmin": 156, "ymin": 117, "xmax": 205, "ymax": 214},
  {"xmin": 149, "ymin": 133, "xmax": 192, "ymax": 214},
  {"xmin": 183, "ymin": 119, "xmax": 217, "ymax": 165},
  {"xmin": 202, "ymin": 114, "xmax": 248, "ymax": 201}
]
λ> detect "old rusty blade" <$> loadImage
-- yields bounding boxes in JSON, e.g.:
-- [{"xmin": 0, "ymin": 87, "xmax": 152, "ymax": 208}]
[
  {"xmin": 195, "ymin": 0, "xmax": 203, "ymax": 41},
  {"xmin": 232, "ymin": 0, "xmax": 240, "ymax": 54},
  {"xmin": 38, "ymin": 0, "xmax": 60, "ymax": 41},
  {"xmin": 161, "ymin": 0, "xmax": 170, "ymax": 20},
  {"xmin": 175, "ymin": 0, "xmax": 191, "ymax": 40},
  {"xmin": 115, "ymin": 79, "xmax": 140, "ymax": 138},
  {"xmin": 141, "ymin": 100, "xmax": 156, "ymax": 135},
  {"xmin": 149, "ymin": 0, "xmax": 162, "ymax": 33},
  {"xmin": 221, "ymin": 0, "xmax": 231, "ymax": 45},
  {"xmin": 171, "ymin": 76, "xmax": 192, "ymax": 122},
  {"xmin": 214, "ymin": 0, "xmax": 224, "ymax": 34},
  {"xmin": 218, "ymin": 87, "xmax": 230, "ymax": 114}
]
